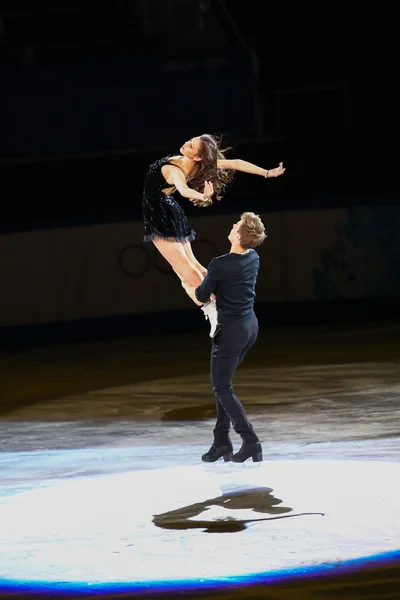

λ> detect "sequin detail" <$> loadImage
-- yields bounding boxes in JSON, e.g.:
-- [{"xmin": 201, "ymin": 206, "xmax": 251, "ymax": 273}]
[{"xmin": 142, "ymin": 156, "xmax": 196, "ymax": 243}]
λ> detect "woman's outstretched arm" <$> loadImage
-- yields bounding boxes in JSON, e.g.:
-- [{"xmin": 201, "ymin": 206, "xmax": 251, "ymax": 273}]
[{"xmin": 217, "ymin": 158, "xmax": 285, "ymax": 178}]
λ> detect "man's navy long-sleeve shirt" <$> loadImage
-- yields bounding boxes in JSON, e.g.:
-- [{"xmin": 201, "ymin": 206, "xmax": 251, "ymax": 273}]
[{"xmin": 195, "ymin": 249, "xmax": 260, "ymax": 323}]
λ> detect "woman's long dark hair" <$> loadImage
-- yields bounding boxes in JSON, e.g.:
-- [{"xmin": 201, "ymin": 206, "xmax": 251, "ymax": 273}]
[{"xmin": 188, "ymin": 133, "xmax": 235, "ymax": 207}]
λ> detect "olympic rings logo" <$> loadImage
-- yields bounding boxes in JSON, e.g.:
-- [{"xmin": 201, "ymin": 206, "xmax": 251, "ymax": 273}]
[{"xmin": 118, "ymin": 239, "xmax": 220, "ymax": 278}]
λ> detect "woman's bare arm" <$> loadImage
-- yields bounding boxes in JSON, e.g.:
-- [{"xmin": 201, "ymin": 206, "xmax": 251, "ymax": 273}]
[
  {"xmin": 163, "ymin": 164, "xmax": 213, "ymax": 201},
  {"xmin": 217, "ymin": 158, "xmax": 285, "ymax": 178}
]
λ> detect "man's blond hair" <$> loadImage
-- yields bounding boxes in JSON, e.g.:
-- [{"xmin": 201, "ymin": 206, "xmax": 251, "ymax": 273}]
[{"xmin": 238, "ymin": 212, "xmax": 267, "ymax": 249}]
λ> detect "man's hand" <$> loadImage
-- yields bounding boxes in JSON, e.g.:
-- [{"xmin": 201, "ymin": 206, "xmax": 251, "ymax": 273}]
[{"xmin": 181, "ymin": 280, "xmax": 203, "ymax": 306}]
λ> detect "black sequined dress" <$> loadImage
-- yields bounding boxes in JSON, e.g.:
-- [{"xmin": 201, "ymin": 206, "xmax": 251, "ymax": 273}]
[{"xmin": 142, "ymin": 156, "xmax": 196, "ymax": 243}]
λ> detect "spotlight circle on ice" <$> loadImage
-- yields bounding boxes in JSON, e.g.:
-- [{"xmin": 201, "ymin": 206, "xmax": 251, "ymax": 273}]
[{"xmin": 0, "ymin": 458, "xmax": 399, "ymax": 594}]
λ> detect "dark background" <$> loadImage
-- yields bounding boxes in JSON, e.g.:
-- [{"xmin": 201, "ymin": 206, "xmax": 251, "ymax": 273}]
[
  {"xmin": 0, "ymin": 0, "xmax": 395, "ymax": 344},
  {"xmin": 0, "ymin": 1, "xmax": 392, "ymax": 223}
]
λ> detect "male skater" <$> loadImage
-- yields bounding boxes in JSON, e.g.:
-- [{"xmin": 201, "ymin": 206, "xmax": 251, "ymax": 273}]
[{"xmin": 181, "ymin": 212, "xmax": 266, "ymax": 463}]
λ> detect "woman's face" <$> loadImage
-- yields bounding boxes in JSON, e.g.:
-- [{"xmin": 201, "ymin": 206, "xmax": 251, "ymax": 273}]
[{"xmin": 180, "ymin": 136, "xmax": 202, "ymax": 161}]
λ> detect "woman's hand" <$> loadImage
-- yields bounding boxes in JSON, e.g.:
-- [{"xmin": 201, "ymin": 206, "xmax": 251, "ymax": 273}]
[
  {"xmin": 202, "ymin": 180, "xmax": 214, "ymax": 200},
  {"xmin": 267, "ymin": 162, "xmax": 285, "ymax": 178}
]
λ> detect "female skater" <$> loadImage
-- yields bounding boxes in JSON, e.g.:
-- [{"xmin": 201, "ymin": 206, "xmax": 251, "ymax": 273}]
[{"xmin": 142, "ymin": 133, "xmax": 285, "ymax": 333}]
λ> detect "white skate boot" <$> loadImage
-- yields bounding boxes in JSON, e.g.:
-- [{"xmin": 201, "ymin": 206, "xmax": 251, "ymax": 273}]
[{"xmin": 201, "ymin": 299, "xmax": 218, "ymax": 337}]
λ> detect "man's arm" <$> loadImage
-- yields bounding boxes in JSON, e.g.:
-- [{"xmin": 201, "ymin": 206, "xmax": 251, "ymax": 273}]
[
  {"xmin": 181, "ymin": 280, "xmax": 203, "ymax": 306},
  {"xmin": 181, "ymin": 259, "xmax": 219, "ymax": 306}
]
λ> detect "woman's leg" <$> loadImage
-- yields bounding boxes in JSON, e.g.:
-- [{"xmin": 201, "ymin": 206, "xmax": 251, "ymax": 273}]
[
  {"xmin": 183, "ymin": 241, "xmax": 217, "ymax": 299},
  {"xmin": 181, "ymin": 241, "xmax": 217, "ymax": 335},
  {"xmin": 181, "ymin": 242, "xmax": 207, "ymax": 278},
  {"xmin": 152, "ymin": 238, "xmax": 203, "ymax": 287},
  {"xmin": 153, "ymin": 238, "xmax": 218, "ymax": 337}
]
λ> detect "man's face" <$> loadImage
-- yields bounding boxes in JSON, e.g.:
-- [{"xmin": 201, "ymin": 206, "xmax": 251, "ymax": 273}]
[{"xmin": 228, "ymin": 218, "xmax": 242, "ymax": 244}]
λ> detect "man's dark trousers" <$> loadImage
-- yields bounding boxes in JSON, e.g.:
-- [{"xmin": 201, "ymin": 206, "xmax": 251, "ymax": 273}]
[{"xmin": 210, "ymin": 311, "xmax": 259, "ymax": 445}]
